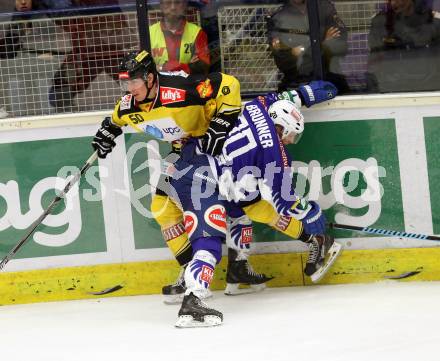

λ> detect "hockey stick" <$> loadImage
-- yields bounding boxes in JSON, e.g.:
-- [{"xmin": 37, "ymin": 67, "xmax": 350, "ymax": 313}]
[
  {"xmin": 0, "ymin": 151, "xmax": 98, "ymax": 271},
  {"xmin": 329, "ymin": 223, "xmax": 440, "ymax": 241}
]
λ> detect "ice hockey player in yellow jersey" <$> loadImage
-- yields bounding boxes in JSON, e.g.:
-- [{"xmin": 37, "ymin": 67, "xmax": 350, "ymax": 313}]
[{"xmin": 91, "ymin": 50, "xmax": 272, "ymax": 303}]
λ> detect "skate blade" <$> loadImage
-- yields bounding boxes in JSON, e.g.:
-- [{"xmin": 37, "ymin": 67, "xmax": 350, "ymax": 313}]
[
  {"xmin": 163, "ymin": 293, "xmax": 185, "ymax": 305},
  {"xmin": 310, "ymin": 242, "xmax": 343, "ymax": 283},
  {"xmin": 224, "ymin": 282, "xmax": 266, "ymax": 296},
  {"xmin": 175, "ymin": 315, "xmax": 222, "ymax": 328}
]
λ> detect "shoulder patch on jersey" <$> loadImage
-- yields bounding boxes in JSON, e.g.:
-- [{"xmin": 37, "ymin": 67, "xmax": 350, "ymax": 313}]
[
  {"xmin": 222, "ymin": 86, "xmax": 231, "ymax": 95},
  {"xmin": 120, "ymin": 94, "xmax": 133, "ymax": 111},
  {"xmin": 160, "ymin": 86, "xmax": 186, "ymax": 105},
  {"xmin": 196, "ymin": 79, "xmax": 213, "ymax": 98}
]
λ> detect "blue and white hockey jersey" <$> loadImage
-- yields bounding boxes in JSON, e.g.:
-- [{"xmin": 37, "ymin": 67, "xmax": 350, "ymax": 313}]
[{"xmin": 215, "ymin": 96, "xmax": 311, "ymax": 220}]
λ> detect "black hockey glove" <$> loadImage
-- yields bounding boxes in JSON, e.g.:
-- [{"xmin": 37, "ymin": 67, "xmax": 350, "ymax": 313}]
[
  {"xmin": 92, "ymin": 117, "xmax": 123, "ymax": 159},
  {"xmin": 201, "ymin": 114, "xmax": 236, "ymax": 156}
]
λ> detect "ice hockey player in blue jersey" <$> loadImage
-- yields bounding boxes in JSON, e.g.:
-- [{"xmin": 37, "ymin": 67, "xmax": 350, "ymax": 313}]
[
  {"xmin": 168, "ymin": 90, "xmax": 342, "ymax": 328},
  {"xmin": 162, "ymin": 81, "xmax": 340, "ymax": 302}
]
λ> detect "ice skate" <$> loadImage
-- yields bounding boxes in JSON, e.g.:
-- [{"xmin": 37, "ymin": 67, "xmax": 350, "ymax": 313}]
[
  {"xmin": 175, "ymin": 292, "xmax": 223, "ymax": 328},
  {"xmin": 224, "ymin": 249, "xmax": 273, "ymax": 295},
  {"xmin": 162, "ymin": 266, "xmax": 212, "ymax": 304},
  {"xmin": 304, "ymin": 235, "xmax": 342, "ymax": 283},
  {"xmin": 162, "ymin": 266, "xmax": 187, "ymax": 305}
]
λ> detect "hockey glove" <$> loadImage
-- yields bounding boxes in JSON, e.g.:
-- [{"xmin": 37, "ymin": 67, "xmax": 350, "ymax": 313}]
[
  {"xmin": 297, "ymin": 80, "xmax": 338, "ymax": 107},
  {"xmin": 170, "ymin": 138, "xmax": 187, "ymax": 155},
  {"xmin": 201, "ymin": 114, "xmax": 235, "ymax": 156},
  {"xmin": 302, "ymin": 201, "xmax": 327, "ymax": 236},
  {"xmin": 92, "ymin": 116, "xmax": 123, "ymax": 159},
  {"xmin": 276, "ymin": 90, "xmax": 303, "ymax": 108}
]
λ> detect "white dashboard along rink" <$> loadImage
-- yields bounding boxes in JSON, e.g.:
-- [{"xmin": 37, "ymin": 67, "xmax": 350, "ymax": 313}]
[{"xmin": 1, "ymin": 281, "xmax": 439, "ymax": 361}]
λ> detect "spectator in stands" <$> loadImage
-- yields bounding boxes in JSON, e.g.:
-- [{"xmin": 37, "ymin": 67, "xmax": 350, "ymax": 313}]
[
  {"xmin": 0, "ymin": 0, "xmax": 36, "ymax": 59},
  {"xmin": 268, "ymin": 0, "xmax": 349, "ymax": 93},
  {"xmin": 149, "ymin": 0, "xmax": 210, "ymax": 75},
  {"xmin": 47, "ymin": 0, "xmax": 136, "ymax": 111},
  {"xmin": 367, "ymin": 0, "xmax": 440, "ymax": 92},
  {"xmin": 15, "ymin": 0, "xmax": 33, "ymax": 11},
  {"xmin": 0, "ymin": 0, "xmax": 39, "ymax": 118}
]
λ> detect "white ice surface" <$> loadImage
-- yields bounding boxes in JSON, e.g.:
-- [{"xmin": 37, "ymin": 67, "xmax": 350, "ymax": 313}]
[{"xmin": 1, "ymin": 281, "xmax": 440, "ymax": 361}]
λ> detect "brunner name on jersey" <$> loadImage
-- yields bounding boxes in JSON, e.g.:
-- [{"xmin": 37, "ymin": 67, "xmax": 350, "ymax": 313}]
[{"xmin": 245, "ymin": 104, "xmax": 274, "ymax": 149}]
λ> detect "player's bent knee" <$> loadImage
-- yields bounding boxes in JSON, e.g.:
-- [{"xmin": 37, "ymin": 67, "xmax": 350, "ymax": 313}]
[
  {"xmin": 243, "ymin": 200, "xmax": 278, "ymax": 224},
  {"xmin": 244, "ymin": 200, "xmax": 303, "ymax": 239},
  {"xmin": 151, "ymin": 194, "xmax": 191, "ymax": 265},
  {"xmin": 151, "ymin": 194, "xmax": 182, "ymax": 226}
]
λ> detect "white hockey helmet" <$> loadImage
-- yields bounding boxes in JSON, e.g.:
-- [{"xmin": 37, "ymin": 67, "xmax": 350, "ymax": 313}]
[{"xmin": 268, "ymin": 99, "xmax": 305, "ymax": 144}]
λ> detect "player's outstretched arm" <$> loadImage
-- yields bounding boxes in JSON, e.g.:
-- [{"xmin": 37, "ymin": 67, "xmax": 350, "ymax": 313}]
[{"xmin": 265, "ymin": 80, "xmax": 338, "ymax": 108}]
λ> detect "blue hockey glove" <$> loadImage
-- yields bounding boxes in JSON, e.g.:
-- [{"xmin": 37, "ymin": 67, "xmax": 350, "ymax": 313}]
[
  {"xmin": 297, "ymin": 80, "xmax": 338, "ymax": 107},
  {"xmin": 302, "ymin": 201, "xmax": 327, "ymax": 235}
]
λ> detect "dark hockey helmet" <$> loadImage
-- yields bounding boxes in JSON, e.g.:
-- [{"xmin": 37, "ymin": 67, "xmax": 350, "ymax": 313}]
[{"xmin": 118, "ymin": 50, "xmax": 156, "ymax": 82}]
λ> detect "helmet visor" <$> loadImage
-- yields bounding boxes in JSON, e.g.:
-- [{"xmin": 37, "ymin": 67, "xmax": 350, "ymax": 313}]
[
  {"xmin": 119, "ymin": 77, "xmax": 146, "ymax": 92},
  {"xmin": 282, "ymin": 131, "xmax": 303, "ymax": 145},
  {"xmin": 292, "ymin": 131, "xmax": 303, "ymax": 144}
]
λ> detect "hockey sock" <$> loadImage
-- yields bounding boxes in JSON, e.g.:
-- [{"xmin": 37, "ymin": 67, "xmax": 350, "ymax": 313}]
[
  {"xmin": 226, "ymin": 215, "xmax": 252, "ymax": 251},
  {"xmin": 184, "ymin": 250, "xmax": 217, "ymax": 297}
]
